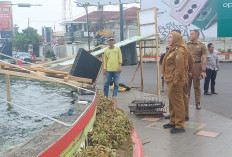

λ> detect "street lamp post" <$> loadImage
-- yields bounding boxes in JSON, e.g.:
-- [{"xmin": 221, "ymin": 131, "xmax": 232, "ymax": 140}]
[
  {"xmin": 119, "ymin": 0, "xmax": 124, "ymax": 41},
  {"xmin": 76, "ymin": 2, "xmax": 91, "ymax": 50},
  {"xmin": 11, "ymin": 3, "xmax": 42, "ymax": 7},
  {"xmin": 84, "ymin": 5, "xmax": 90, "ymax": 50}
]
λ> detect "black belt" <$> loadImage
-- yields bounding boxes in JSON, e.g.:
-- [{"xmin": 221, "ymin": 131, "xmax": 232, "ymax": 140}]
[{"xmin": 194, "ymin": 61, "xmax": 201, "ymax": 63}]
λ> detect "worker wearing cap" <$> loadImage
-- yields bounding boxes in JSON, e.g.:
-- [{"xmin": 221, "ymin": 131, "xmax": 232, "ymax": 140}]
[
  {"xmin": 187, "ymin": 30, "xmax": 207, "ymax": 110},
  {"xmin": 103, "ymin": 37, "xmax": 122, "ymax": 97}
]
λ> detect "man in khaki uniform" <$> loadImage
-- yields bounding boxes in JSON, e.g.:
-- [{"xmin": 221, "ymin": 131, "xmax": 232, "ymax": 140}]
[
  {"xmin": 187, "ymin": 30, "xmax": 207, "ymax": 110},
  {"xmin": 184, "ymin": 53, "xmax": 194, "ymax": 120}
]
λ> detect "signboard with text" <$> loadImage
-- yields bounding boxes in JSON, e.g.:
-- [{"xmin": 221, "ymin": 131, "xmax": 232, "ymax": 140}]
[
  {"xmin": 76, "ymin": 0, "xmax": 138, "ymax": 5},
  {"xmin": 217, "ymin": 0, "xmax": 232, "ymax": 37},
  {"xmin": 0, "ymin": 1, "xmax": 13, "ymax": 32},
  {"xmin": 141, "ymin": 0, "xmax": 220, "ymax": 39}
]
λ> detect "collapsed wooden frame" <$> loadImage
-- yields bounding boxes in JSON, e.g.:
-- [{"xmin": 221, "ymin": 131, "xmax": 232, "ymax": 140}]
[
  {"xmin": 0, "ymin": 62, "xmax": 97, "ymax": 88},
  {"xmin": 131, "ymin": 7, "xmax": 160, "ymax": 95}
]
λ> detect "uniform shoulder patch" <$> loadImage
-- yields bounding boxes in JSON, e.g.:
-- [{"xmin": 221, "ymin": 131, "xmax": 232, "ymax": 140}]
[{"xmin": 198, "ymin": 41, "xmax": 204, "ymax": 45}]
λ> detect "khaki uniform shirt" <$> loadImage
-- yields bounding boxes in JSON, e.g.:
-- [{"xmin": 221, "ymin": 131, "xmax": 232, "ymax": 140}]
[
  {"xmin": 187, "ymin": 41, "xmax": 207, "ymax": 62},
  {"xmin": 163, "ymin": 47, "xmax": 187, "ymax": 85},
  {"xmin": 188, "ymin": 53, "xmax": 194, "ymax": 73}
]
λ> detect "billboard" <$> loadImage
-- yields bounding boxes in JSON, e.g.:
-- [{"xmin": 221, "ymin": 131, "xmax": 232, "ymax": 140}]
[
  {"xmin": 76, "ymin": 0, "xmax": 138, "ymax": 5},
  {"xmin": 141, "ymin": 0, "xmax": 219, "ymax": 39},
  {"xmin": 217, "ymin": 0, "xmax": 232, "ymax": 37},
  {"xmin": 0, "ymin": 1, "xmax": 13, "ymax": 32}
]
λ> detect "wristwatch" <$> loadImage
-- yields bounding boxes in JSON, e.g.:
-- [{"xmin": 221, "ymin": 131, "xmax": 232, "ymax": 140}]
[{"xmin": 202, "ymin": 70, "xmax": 206, "ymax": 72}]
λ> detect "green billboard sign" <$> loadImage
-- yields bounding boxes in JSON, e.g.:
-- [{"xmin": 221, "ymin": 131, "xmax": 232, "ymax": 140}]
[{"xmin": 217, "ymin": 0, "xmax": 232, "ymax": 37}]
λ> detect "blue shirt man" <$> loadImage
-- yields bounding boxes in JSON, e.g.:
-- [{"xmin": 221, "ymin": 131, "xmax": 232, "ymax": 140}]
[{"xmin": 204, "ymin": 43, "xmax": 219, "ymax": 95}]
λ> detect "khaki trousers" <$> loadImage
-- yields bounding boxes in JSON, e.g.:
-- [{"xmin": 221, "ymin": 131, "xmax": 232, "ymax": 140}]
[
  {"xmin": 183, "ymin": 83, "xmax": 189, "ymax": 117},
  {"xmin": 167, "ymin": 83, "xmax": 185, "ymax": 129},
  {"xmin": 187, "ymin": 63, "xmax": 202, "ymax": 105}
]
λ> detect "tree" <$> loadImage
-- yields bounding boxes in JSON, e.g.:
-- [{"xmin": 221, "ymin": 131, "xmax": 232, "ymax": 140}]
[
  {"xmin": 12, "ymin": 27, "xmax": 42, "ymax": 56},
  {"xmin": 13, "ymin": 24, "xmax": 19, "ymax": 36}
]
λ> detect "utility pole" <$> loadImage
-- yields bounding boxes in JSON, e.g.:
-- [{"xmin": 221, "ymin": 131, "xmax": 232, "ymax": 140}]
[
  {"xmin": 28, "ymin": 17, "xmax": 30, "ymax": 27},
  {"xmin": 119, "ymin": 0, "xmax": 124, "ymax": 41},
  {"xmin": 85, "ymin": 5, "xmax": 90, "ymax": 50},
  {"xmin": 76, "ymin": 2, "xmax": 90, "ymax": 50}
]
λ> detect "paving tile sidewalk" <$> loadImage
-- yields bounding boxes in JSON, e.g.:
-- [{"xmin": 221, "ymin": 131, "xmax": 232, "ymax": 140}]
[{"xmin": 115, "ymin": 90, "xmax": 232, "ymax": 157}]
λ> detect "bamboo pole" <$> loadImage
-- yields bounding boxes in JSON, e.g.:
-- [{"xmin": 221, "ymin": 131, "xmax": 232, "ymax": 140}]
[
  {"xmin": 5, "ymin": 74, "xmax": 11, "ymax": 106},
  {"xmin": 155, "ymin": 8, "xmax": 160, "ymax": 96}
]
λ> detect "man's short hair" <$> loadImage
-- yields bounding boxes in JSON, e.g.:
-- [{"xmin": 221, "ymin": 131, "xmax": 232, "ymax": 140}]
[
  {"xmin": 171, "ymin": 30, "xmax": 181, "ymax": 34},
  {"xmin": 207, "ymin": 43, "xmax": 213, "ymax": 48},
  {"xmin": 191, "ymin": 29, "xmax": 200, "ymax": 37}
]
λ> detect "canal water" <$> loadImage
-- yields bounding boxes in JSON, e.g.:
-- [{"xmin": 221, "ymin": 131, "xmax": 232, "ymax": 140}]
[{"xmin": 0, "ymin": 74, "xmax": 89, "ymax": 155}]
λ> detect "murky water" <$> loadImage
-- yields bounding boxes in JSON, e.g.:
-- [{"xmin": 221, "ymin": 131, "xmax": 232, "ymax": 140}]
[{"xmin": 0, "ymin": 74, "xmax": 86, "ymax": 155}]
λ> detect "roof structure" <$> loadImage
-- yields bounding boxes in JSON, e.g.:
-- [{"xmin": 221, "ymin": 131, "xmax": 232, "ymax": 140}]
[{"xmin": 73, "ymin": 7, "xmax": 139, "ymax": 23}]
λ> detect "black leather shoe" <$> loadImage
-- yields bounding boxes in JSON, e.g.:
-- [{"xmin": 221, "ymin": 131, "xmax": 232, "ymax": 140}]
[
  {"xmin": 164, "ymin": 115, "xmax": 170, "ymax": 119},
  {"xmin": 211, "ymin": 92, "xmax": 218, "ymax": 95},
  {"xmin": 196, "ymin": 103, "xmax": 201, "ymax": 110},
  {"xmin": 204, "ymin": 91, "xmax": 212, "ymax": 95},
  {"xmin": 185, "ymin": 116, "xmax": 189, "ymax": 121},
  {"xmin": 163, "ymin": 123, "xmax": 175, "ymax": 129},
  {"xmin": 170, "ymin": 128, "xmax": 185, "ymax": 134}
]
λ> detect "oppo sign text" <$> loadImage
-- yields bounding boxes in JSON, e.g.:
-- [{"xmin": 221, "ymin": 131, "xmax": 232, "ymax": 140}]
[{"xmin": 223, "ymin": 3, "xmax": 232, "ymax": 8}]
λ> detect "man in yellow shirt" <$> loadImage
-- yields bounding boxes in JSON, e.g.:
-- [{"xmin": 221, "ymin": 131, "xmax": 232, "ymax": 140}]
[{"xmin": 103, "ymin": 37, "xmax": 122, "ymax": 97}]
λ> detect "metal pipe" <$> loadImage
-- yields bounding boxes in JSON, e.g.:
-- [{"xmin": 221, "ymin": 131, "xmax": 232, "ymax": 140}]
[
  {"xmin": 119, "ymin": 0, "xmax": 124, "ymax": 41},
  {"xmin": 86, "ymin": 5, "xmax": 90, "ymax": 50}
]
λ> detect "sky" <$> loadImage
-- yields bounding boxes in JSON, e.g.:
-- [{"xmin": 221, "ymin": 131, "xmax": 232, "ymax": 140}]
[{"xmin": 8, "ymin": 0, "xmax": 139, "ymax": 35}]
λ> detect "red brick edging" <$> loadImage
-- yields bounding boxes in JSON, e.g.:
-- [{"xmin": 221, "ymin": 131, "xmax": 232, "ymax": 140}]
[{"xmin": 131, "ymin": 129, "xmax": 144, "ymax": 157}]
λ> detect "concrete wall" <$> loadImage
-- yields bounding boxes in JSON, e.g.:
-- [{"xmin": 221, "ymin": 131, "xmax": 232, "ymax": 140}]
[{"xmin": 39, "ymin": 43, "xmax": 89, "ymax": 58}]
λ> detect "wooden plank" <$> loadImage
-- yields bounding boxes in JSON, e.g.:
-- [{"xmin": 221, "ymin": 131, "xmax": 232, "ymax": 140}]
[
  {"xmin": 94, "ymin": 62, "xmax": 103, "ymax": 84},
  {"xmin": 137, "ymin": 10, "xmax": 144, "ymax": 92},
  {"xmin": 5, "ymin": 74, "xmax": 11, "ymax": 106},
  {"xmin": 47, "ymin": 64, "xmax": 59, "ymax": 69},
  {"xmin": 129, "ymin": 63, "xmax": 140, "ymax": 88},
  {"xmin": 58, "ymin": 65, "xmax": 72, "ymax": 71},
  {"xmin": 139, "ymin": 7, "xmax": 157, "ymax": 13},
  {"xmin": 155, "ymin": 8, "xmax": 160, "ymax": 96},
  {"xmin": 131, "ymin": 87, "xmax": 141, "ymax": 89},
  {"xmin": 43, "ymin": 55, "xmax": 75, "ymax": 65},
  {"xmin": 68, "ymin": 76, "xmax": 92, "ymax": 83},
  {"xmin": 140, "ymin": 22, "xmax": 156, "ymax": 27},
  {"xmin": 0, "ymin": 62, "xmax": 16, "ymax": 68},
  {"xmin": 139, "ymin": 41, "xmax": 144, "ymax": 92},
  {"xmin": 29, "ymin": 67, "xmax": 69, "ymax": 75},
  {"xmin": 0, "ymin": 69, "xmax": 92, "ymax": 88},
  {"xmin": 0, "ymin": 62, "xmax": 68, "ymax": 75}
]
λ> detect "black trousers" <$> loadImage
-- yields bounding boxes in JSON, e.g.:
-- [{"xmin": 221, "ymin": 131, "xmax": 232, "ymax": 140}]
[{"xmin": 204, "ymin": 68, "xmax": 217, "ymax": 93}]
